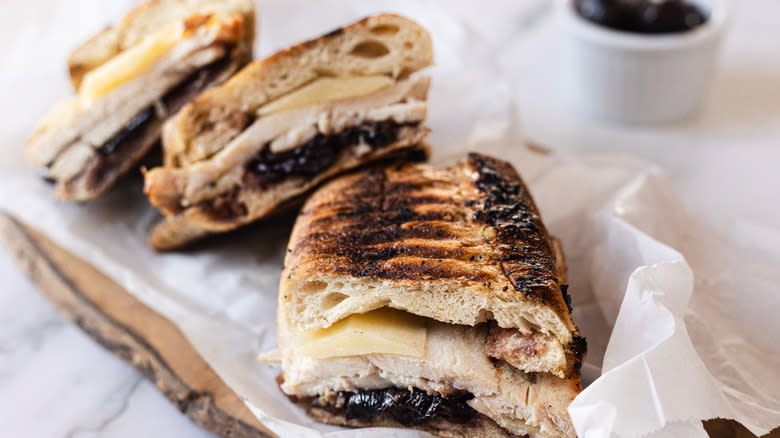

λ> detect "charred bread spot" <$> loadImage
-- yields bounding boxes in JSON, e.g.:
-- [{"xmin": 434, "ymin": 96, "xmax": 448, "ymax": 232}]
[
  {"xmin": 308, "ymin": 207, "xmax": 464, "ymax": 232},
  {"xmin": 467, "ymin": 153, "xmax": 567, "ymax": 314},
  {"xmin": 322, "ymin": 27, "xmax": 345, "ymax": 38},
  {"xmin": 304, "ymin": 241, "xmax": 495, "ymax": 266},
  {"xmin": 294, "ymin": 220, "xmax": 458, "ymax": 258},
  {"xmin": 348, "ymin": 259, "xmax": 490, "ymax": 282},
  {"xmin": 561, "ymin": 284, "xmax": 573, "ymax": 313},
  {"xmin": 385, "ymin": 194, "xmax": 458, "ymax": 210},
  {"xmin": 567, "ymin": 335, "xmax": 588, "ymax": 371},
  {"xmin": 300, "ymin": 192, "xmax": 467, "ymax": 235}
]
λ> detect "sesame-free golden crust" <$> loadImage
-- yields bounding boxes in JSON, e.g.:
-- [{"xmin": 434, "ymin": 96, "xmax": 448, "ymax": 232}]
[{"xmin": 284, "ymin": 153, "xmax": 575, "ymax": 331}]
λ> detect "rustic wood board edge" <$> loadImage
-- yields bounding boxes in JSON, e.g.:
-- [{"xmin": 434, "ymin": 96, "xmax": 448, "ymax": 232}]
[
  {"xmin": 0, "ymin": 212, "xmax": 777, "ymax": 438},
  {"xmin": 0, "ymin": 213, "xmax": 274, "ymax": 438}
]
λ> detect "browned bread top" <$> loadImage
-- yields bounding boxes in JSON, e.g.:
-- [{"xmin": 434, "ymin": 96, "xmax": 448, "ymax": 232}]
[{"xmin": 281, "ymin": 153, "xmax": 578, "ymax": 344}]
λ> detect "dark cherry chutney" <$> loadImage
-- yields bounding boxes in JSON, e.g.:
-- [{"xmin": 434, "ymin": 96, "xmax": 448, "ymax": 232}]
[{"xmin": 574, "ymin": 0, "xmax": 708, "ymax": 34}]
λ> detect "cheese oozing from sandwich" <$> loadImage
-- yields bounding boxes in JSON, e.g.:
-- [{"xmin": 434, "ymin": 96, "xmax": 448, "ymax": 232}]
[
  {"xmin": 258, "ymin": 75, "xmax": 395, "ymax": 116},
  {"xmin": 297, "ymin": 308, "xmax": 427, "ymax": 359}
]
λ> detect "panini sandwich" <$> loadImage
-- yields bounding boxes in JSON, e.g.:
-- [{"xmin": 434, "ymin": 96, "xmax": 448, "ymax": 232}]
[
  {"xmin": 143, "ymin": 14, "xmax": 433, "ymax": 250},
  {"xmin": 26, "ymin": 0, "xmax": 255, "ymax": 201},
  {"xmin": 262, "ymin": 154, "xmax": 586, "ymax": 438}
]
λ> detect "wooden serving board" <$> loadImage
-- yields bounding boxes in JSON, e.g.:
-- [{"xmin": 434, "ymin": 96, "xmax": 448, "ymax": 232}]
[
  {"xmin": 0, "ymin": 212, "xmax": 775, "ymax": 438},
  {"xmin": 0, "ymin": 214, "xmax": 274, "ymax": 438}
]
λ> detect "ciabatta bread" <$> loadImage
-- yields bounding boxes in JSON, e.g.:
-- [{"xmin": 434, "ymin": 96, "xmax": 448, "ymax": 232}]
[{"xmin": 263, "ymin": 154, "xmax": 586, "ymax": 438}]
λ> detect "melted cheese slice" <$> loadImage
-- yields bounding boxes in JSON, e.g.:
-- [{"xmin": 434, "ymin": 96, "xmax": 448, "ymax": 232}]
[
  {"xmin": 297, "ymin": 308, "xmax": 427, "ymax": 359},
  {"xmin": 258, "ymin": 75, "xmax": 395, "ymax": 116},
  {"xmin": 78, "ymin": 23, "xmax": 185, "ymax": 106}
]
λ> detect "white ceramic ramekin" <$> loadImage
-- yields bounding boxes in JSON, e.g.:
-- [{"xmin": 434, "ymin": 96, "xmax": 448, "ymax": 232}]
[{"xmin": 559, "ymin": 0, "xmax": 727, "ymax": 124}]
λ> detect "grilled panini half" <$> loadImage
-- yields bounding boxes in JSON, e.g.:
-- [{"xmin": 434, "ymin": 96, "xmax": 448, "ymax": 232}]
[
  {"xmin": 143, "ymin": 14, "xmax": 433, "ymax": 251},
  {"xmin": 262, "ymin": 154, "xmax": 586, "ymax": 438},
  {"xmin": 26, "ymin": 0, "xmax": 254, "ymax": 201}
]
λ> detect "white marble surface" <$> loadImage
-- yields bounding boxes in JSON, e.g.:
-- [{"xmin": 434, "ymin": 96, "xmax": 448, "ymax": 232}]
[
  {"xmin": 0, "ymin": 245, "xmax": 216, "ymax": 438},
  {"xmin": 2, "ymin": 0, "xmax": 779, "ymax": 437}
]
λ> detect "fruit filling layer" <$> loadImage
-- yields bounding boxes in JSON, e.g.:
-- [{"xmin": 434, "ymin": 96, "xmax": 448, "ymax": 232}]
[
  {"xmin": 245, "ymin": 120, "xmax": 419, "ymax": 187},
  {"xmin": 311, "ymin": 387, "xmax": 477, "ymax": 427}
]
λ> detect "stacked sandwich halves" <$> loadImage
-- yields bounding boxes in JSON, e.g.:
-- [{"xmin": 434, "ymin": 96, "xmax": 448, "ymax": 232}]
[
  {"xmin": 144, "ymin": 14, "xmax": 433, "ymax": 250},
  {"xmin": 26, "ymin": 6, "xmax": 585, "ymax": 437},
  {"xmin": 262, "ymin": 154, "xmax": 586, "ymax": 438},
  {"xmin": 26, "ymin": 0, "xmax": 255, "ymax": 201}
]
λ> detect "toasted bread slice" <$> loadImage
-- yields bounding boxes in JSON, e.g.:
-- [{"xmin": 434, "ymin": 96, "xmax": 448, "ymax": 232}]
[
  {"xmin": 144, "ymin": 14, "xmax": 433, "ymax": 250},
  {"xmin": 282, "ymin": 154, "xmax": 578, "ymax": 348},
  {"xmin": 27, "ymin": 4, "xmax": 253, "ymax": 201},
  {"xmin": 264, "ymin": 154, "xmax": 585, "ymax": 438},
  {"xmin": 67, "ymin": 0, "xmax": 255, "ymax": 89}
]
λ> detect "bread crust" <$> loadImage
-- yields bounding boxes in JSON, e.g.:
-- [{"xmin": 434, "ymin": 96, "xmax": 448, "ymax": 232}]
[{"xmin": 280, "ymin": 153, "xmax": 580, "ymax": 346}]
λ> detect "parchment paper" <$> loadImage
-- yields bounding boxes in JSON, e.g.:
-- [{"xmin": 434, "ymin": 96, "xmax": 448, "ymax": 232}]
[{"xmin": 0, "ymin": 1, "xmax": 778, "ymax": 437}]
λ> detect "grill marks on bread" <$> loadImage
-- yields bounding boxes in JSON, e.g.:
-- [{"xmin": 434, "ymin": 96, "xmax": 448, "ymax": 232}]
[
  {"xmin": 277, "ymin": 155, "xmax": 585, "ymax": 437},
  {"xmin": 292, "ymin": 168, "xmax": 494, "ymax": 281},
  {"xmin": 467, "ymin": 154, "xmax": 563, "ymax": 312},
  {"xmin": 289, "ymin": 156, "xmax": 566, "ymax": 311}
]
